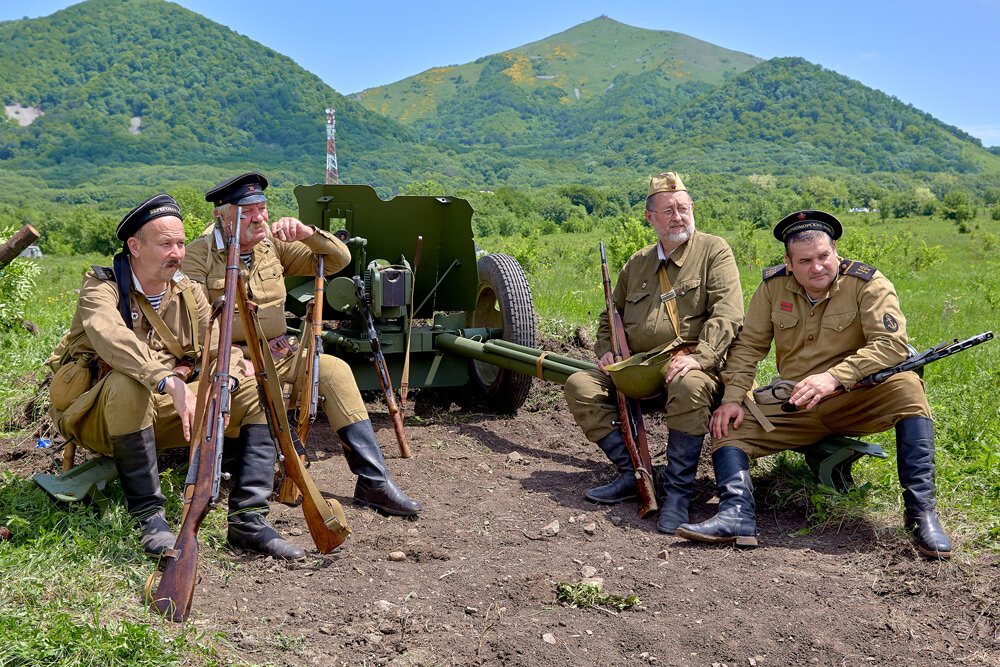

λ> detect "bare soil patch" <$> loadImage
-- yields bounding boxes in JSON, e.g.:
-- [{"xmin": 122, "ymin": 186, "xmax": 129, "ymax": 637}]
[{"xmin": 3, "ymin": 342, "xmax": 998, "ymax": 665}]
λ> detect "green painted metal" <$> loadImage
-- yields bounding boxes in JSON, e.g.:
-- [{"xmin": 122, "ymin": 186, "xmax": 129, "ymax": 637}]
[
  {"xmin": 33, "ymin": 456, "xmax": 117, "ymax": 513},
  {"xmin": 293, "ymin": 184, "xmax": 477, "ymax": 318},
  {"xmin": 436, "ymin": 333, "xmax": 594, "ymax": 386},
  {"xmin": 795, "ymin": 436, "xmax": 887, "ymax": 492}
]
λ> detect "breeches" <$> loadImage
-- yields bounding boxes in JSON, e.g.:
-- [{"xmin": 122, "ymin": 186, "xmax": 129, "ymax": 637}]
[
  {"xmin": 275, "ymin": 352, "xmax": 367, "ymax": 431},
  {"xmin": 57, "ymin": 369, "xmax": 265, "ymax": 456},
  {"xmin": 712, "ymin": 372, "xmax": 931, "ymax": 458},
  {"xmin": 564, "ymin": 367, "xmax": 720, "ymax": 440}
]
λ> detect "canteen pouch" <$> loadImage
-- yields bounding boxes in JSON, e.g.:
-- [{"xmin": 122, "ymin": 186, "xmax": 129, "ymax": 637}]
[{"xmin": 50, "ymin": 356, "xmax": 96, "ymax": 411}]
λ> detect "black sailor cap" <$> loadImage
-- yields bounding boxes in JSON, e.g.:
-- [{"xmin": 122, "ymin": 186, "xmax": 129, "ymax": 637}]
[
  {"xmin": 773, "ymin": 209, "xmax": 843, "ymax": 243},
  {"xmin": 116, "ymin": 193, "xmax": 182, "ymax": 241},
  {"xmin": 205, "ymin": 172, "xmax": 269, "ymax": 207}
]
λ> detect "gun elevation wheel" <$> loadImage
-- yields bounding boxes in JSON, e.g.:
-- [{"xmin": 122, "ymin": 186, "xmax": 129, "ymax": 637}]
[{"xmin": 468, "ymin": 253, "xmax": 536, "ymax": 412}]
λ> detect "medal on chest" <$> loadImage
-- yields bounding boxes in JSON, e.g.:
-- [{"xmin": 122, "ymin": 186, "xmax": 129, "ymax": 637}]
[{"xmin": 130, "ymin": 306, "xmax": 140, "ymax": 322}]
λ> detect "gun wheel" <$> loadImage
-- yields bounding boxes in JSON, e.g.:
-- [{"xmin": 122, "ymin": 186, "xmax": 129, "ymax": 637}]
[{"xmin": 467, "ymin": 253, "xmax": 536, "ymax": 413}]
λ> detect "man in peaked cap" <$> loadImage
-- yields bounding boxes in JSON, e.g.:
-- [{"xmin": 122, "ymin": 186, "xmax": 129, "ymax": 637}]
[
  {"xmin": 563, "ymin": 172, "xmax": 744, "ymax": 534},
  {"xmin": 183, "ymin": 173, "xmax": 422, "ymax": 518},
  {"xmin": 676, "ymin": 210, "xmax": 951, "ymax": 559},
  {"xmin": 47, "ymin": 195, "xmax": 305, "ymax": 560}
]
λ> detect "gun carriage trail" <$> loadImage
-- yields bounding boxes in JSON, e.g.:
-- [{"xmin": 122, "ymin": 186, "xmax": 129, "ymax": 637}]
[{"xmin": 2, "ymin": 331, "xmax": 997, "ymax": 666}]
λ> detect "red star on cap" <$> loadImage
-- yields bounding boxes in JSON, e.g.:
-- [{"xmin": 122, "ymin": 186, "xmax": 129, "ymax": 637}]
[
  {"xmin": 248, "ymin": 185, "xmax": 255, "ymax": 192},
  {"xmin": 798, "ymin": 212, "xmax": 807, "ymax": 220}
]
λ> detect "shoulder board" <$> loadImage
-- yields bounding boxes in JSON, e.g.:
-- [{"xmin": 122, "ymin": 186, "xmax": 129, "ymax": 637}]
[
  {"xmin": 91, "ymin": 265, "xmax": 115, "ymax": 281},
  {"xmin": 839, "ymin": 259, "xmax": 876, "ymax": 281},
  {"xmin": 761, "ymin": 264, "xmax": 787, "ymax": 281},
  {"xmin": 171, "ymin": 270, "xmax": 187, "ymax": 284}
]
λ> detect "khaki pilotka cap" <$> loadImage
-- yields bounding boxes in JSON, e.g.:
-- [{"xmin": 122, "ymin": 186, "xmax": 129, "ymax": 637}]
[{"xmin": 647, "ymin": 172, "xmax": 687, "ymax": 198}]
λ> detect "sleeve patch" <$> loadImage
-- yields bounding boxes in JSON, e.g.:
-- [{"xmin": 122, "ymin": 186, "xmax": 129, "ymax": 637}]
[
  {"xmin": 762, "ymin": 264, "xmax": 787, "ymax": 281},
  {"xmin": 91, "ymin": 265, "xmax": 115, "ymax": 280},
  {"xmin": 883, "ymin": 313, "xmax": 899, "ymax": 332},
  {"xmin": 840, "ymin": 259, "xmax": 876, "ymax": 281}
]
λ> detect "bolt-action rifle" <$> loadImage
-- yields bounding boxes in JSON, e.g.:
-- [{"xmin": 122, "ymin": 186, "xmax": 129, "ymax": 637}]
[
  {"xmin": 149, "ymin": 208, "xmax": 243, "ymax": 622},
  {"xmin": 235, "ymin": 267, "xmax": 350, "ymax": 553},
  {"xmin": 600, "ymin": 242, "xmax": 658, "ymax": 518},
  {"xmin": 353, "ymin": 276, "xmax": 411, "ymax": 458},
  {"xmin": 276, "ymin": 254, "xmax": 325, "ymax": 504},
  {"xmin": 782, "ymin": 331, "xmax": 994, "ymax": 412}
]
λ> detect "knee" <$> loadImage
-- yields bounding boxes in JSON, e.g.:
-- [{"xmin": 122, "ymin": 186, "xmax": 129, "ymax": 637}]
[
  {"xmin": 564, "ymin": 369, "xmax": 608, "ymax": 406},
  {"xmin": 318, "ymin": 354, "xmax": 359, "ymax": 393},
  {"xmin": 102, "ymin": 371, "xmax": 154, "ymax": 416},
  {"xmin": 667, "ymin": 370, "xmax": 716, "ymax": 408}
]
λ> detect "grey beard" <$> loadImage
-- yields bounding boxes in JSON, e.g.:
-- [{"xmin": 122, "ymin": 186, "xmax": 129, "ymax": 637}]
[{"xmin": 665, "ymin": 228, "xmax": 693, "ymax": 244}]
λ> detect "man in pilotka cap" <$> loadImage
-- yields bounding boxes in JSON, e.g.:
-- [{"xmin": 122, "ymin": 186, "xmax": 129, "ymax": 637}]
[
  {"xmin": 563, "ymin": 172, "xmax": 744, "ymax": 533},
  {"xmin": 47, "ymin": 194, "xmax": 305, "ymax": 560},
  {"xmin": 676, "ymin": 210, "xmax": 951, "ymax": 559},
  {"xmin": 182, "ymin": 173, "xmax": 422, "ymax": 517}
]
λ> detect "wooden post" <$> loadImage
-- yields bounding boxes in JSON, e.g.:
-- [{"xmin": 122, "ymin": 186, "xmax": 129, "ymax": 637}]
[{"xmin": 0, "ymin": 225, "xmax": 40, "ymax": 270}]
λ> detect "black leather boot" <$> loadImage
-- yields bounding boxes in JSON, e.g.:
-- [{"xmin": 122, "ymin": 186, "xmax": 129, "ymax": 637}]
[
  {"xmin": 110, "ymin": 427, "xmax": 175, "ymax": 557},
  {"xmin": 675, "ymin": 446, "xmax": 757, "ymax": 547},
  {"xmin": 339, "ymin": 420, "xmax": 422, "ymax": 516},
  {"xmin": 226, "ymin": 425, "xmax": 305, "ymax": 560},
  {"xmin": 896, "ymin": 416, "xmax": 951, "ymax": 559},
  {"xmin": 657, "ymin": 430, "xmax": 705, "ymax": 534},
  {"xmin": 584, "ymin": 430, "xmax": 638, "ymax": 504}
]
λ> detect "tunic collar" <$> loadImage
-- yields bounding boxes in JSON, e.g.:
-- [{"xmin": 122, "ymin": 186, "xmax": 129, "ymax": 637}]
[{"xmin": 657, "ymin": 232, "xmax": 694, "ymax": 267}]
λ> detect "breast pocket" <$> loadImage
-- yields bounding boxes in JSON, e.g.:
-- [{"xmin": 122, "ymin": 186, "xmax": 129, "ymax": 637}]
[
  {"xmin": 622, "ymin": 290, "xmax": 651, "ymax": 330},
  {"xmin": 674, "ymin": 278, "xmax": 704, "ymax": 312},
  {"xmin": 770, "ymin": 311, "xmax": 799, "ymax": 331},
  {"xmin": 821, "ymin": 312, "xmax": 858, "ymax": 332}
]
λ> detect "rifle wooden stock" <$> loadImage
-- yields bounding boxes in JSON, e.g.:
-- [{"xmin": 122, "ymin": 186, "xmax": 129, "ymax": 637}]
[
  {"xmin": 150, "ymin": 214, "xmax": 242, "ymax": 622},
  {"xmin": 599, "ymin": 242, "xmax": 658, "ymax": 518},
  {"xmin": 353, "ymin": 276, "xmax": 412, "ymax": 458},
  {"xmin": 237, "ymin": 276, "xmax": 350, "ymax": 553}
]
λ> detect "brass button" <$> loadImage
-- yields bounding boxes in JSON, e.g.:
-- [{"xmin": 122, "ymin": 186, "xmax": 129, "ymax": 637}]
[
  {"xmin": 808, "ymin": 335, "xmax": 814, "ymax": 340},
  {"xmin": 809, "ymin": 312, "xmax": 814, "ymax": 317}
]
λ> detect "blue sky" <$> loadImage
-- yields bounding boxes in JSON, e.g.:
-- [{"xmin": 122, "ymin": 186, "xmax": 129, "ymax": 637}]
[{"xmin": 2, "ymin": 0, "xmax": 998, "ymax": 145}]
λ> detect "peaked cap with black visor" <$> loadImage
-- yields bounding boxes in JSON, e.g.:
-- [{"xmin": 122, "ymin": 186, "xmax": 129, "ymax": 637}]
[
  {"xmin": 112, "ymin": 194, "xmax": 183, "ymax": 329},
  {"xmin": 205, "ymin": 172, "xmax": 269, "ymax": 207},
  {"xmin": 773, "ymin": 209, "xmax": 843, "ymax": 243}
]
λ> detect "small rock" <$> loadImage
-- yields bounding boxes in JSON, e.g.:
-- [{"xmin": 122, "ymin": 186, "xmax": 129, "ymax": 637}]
[
  {"xmin": 388, "ymin": 551, "xmax": 407, "ymax": 562},
  {"xmin": 581, "ymin": 565, "xmax": 597, "ymax": 578},
  {"xmin": 318, "ymin": 625, "xmax": 334, "ymax": 635},
  {"xmin": 583, "ymin": 523, "xmax": 597, "ymax": 535},
  {"xmin": 609, "ymin": 516, "xmax": 623, "ymax": 526},
  {"xmin": 542, "ymin": 520, "xmax": 560, "ymax": 536},
  {"xmin": 542, "ymin": 632, "xmax": 557, "ymax": 644},
  {"xmin": 465, "ymin": 606, "xmax": 478, "ymax": 615},
  {"xmin": 603, "ymin": 551, "xmax": 613, "ymax": 561},
  {"xmin": 407, "ymin": 528, "xmax": 419, "ymax": 535},
  {"xmin": 506, "ymin": 451, "xmax": 525, "ymax": 465},
  {"xmin": 691, "ymin": 568, "xmax": 701, "ymax": 575},
  {"xmin": 375, "ymin": 600, "xmax": 395, "ymax": 613},
  {"xmin": 568, "ymin": 516, "xmax": 576, "ymax": 524},
  {"xmin": 365, "ymin": 632, "xmax": 383, "ymax": 645},
  {"xmin": 748, "ymin": 658, "xmax": 757, "ymax": 666},
  {"xmin": 657, "ymin": 549, "xmax": 669, "ymax": 560},
  {"xmin": 288, "ymin": 527, "xmax": 303, "ymax": 536}
]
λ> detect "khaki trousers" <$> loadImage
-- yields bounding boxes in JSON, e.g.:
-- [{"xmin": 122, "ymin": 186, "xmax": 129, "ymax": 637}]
[
  {"xmin": 564, "ymin": 367, "xmax": 720, "ymax": 440},
  {"xmin": 712, "ymin": 371, "xmax": 931, "ymax": 458},
  {"xmin": 275, "ymin": 352, "xmax": 367, "ymax": 432},
  {"xmin": 57, "ymin": 369, "xmax": 265, "ymax": 456}
]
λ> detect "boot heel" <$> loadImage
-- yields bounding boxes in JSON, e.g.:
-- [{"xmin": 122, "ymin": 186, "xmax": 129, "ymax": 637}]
[{"xmin": 735, "ymin": 535, "xmax": 758, "ymax": 548}]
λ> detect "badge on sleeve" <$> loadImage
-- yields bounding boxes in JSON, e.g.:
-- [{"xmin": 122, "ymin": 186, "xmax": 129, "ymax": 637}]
[{"xmin": 882, "ymin": 313, "xmax": 899, "ymax": 332}]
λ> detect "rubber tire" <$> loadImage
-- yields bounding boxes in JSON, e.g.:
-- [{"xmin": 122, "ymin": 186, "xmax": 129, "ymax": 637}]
[{"xmin": 467, "ymin": 253, "xmax": 536, "ymax": 413}]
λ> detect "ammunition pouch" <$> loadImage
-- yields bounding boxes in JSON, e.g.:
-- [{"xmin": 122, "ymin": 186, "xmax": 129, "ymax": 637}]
[{"xmin": 50, "ymin": 354, "xmax": 111, "ymax": 411}]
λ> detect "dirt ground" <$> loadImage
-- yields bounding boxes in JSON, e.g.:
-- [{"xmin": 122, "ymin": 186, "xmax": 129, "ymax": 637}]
[{"xmin": 3, "ymin": 338, "xmax": 999, "ymax": 666}]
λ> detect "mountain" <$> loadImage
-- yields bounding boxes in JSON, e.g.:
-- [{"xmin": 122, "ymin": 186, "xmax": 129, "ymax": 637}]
[
  {"xmin": 355, "ymin": 17, "xmax": 762, "ymax": 148},
  {"xmin": 0, "ymin": 0, "xmax": 451, "ymax": 183}
]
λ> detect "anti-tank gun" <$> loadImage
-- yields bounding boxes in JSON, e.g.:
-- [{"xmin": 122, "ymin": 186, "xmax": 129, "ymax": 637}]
[{"xmin": 283, "ymin": 184, "xmax": 595, "ymax": 417}]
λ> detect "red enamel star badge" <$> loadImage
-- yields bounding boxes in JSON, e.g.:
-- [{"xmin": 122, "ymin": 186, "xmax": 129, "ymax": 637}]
[{"xmin": 798, "ymin": 212, "xmax": 807, "ymax": 220}]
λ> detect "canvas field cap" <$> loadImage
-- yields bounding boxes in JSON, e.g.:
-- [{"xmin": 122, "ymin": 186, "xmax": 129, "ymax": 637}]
[
  {"xmin": 116, "ymin": 193, "xmax": 182, "ymax": 241},
  {"xmin": 647, "ymin": 172, "xmax": 687, "ymax": 198},
  {"xmin": 205, "ymin": 172, "xmax": 269, "ymax": 207},
  {"xmin": 773, "ymin": 209, "xmax": 843, "ymax": 242}
]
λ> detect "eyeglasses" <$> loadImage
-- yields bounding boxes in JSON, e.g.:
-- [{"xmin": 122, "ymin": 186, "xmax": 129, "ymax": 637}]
[{"xmin": 650, "ymin": 204, "xmax": 692, "ymax": 218}]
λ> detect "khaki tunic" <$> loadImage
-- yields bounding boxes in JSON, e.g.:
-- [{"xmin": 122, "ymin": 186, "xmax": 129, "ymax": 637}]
[
  {"xmin": 183, "ymin": 226, "xmax": 367, "ymax": 430},
  {"xmin": 565, "ymin": 232, "xmax": 744, "ymax": 439},
  {"xmin": 715, "ymin": 259, "xmax": 930, "ymax": 457},
  {"xmin": 48, "ymin": 268, "xmax": 260, "ymax": 455}
]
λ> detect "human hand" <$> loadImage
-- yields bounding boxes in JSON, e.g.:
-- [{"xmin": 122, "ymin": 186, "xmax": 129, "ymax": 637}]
[
  {"xmin": 596, "ymin": 351, "xmax": 615, "ymax": 375},
  {"xmin": 709, "ymin": 402, "xmax": 744, "ymax": 439},
  {"xmin": 664, "ymin": 353, "xmax": 702, "ymax": 383},
  {"xmin": 789, "ymin": 372, "xmax": 840, "ymax": 410},
  {"xmin": 165, "ymin": 376, "xmax": 198, "ymax": 441},
  {"xmin": 271, "ymin": 217, "xmax": 313, "ymax": 243}
]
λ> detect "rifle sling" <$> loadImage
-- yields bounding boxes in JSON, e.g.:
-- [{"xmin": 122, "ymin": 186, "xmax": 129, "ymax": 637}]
[
  {"xmin": 136, "ymin": 287, "xmax": 200, "ymax": 361},
  {"xmin": 656, "ymin": 264, "xmax": 682, "ymax": 339}
]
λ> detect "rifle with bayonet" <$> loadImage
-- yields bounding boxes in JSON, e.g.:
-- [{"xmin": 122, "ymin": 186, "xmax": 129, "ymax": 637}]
[
  {"xmin": 235, "ymin": 267, "xmax": 350, "ymax": 553},
  {"xmin": 600, "ymin": 242, "xmax": 658, "ymax": 518},
  {"xmin": 148, "ymin": 207, "xmax": 243, "ymax": 622},
  {"xmin": 353, "ymin": 276, "xmax": 412, "ymax": 458},
  {"xmin": 782, "ymin": 331, "xmax": 994, "ymax": 413}
]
